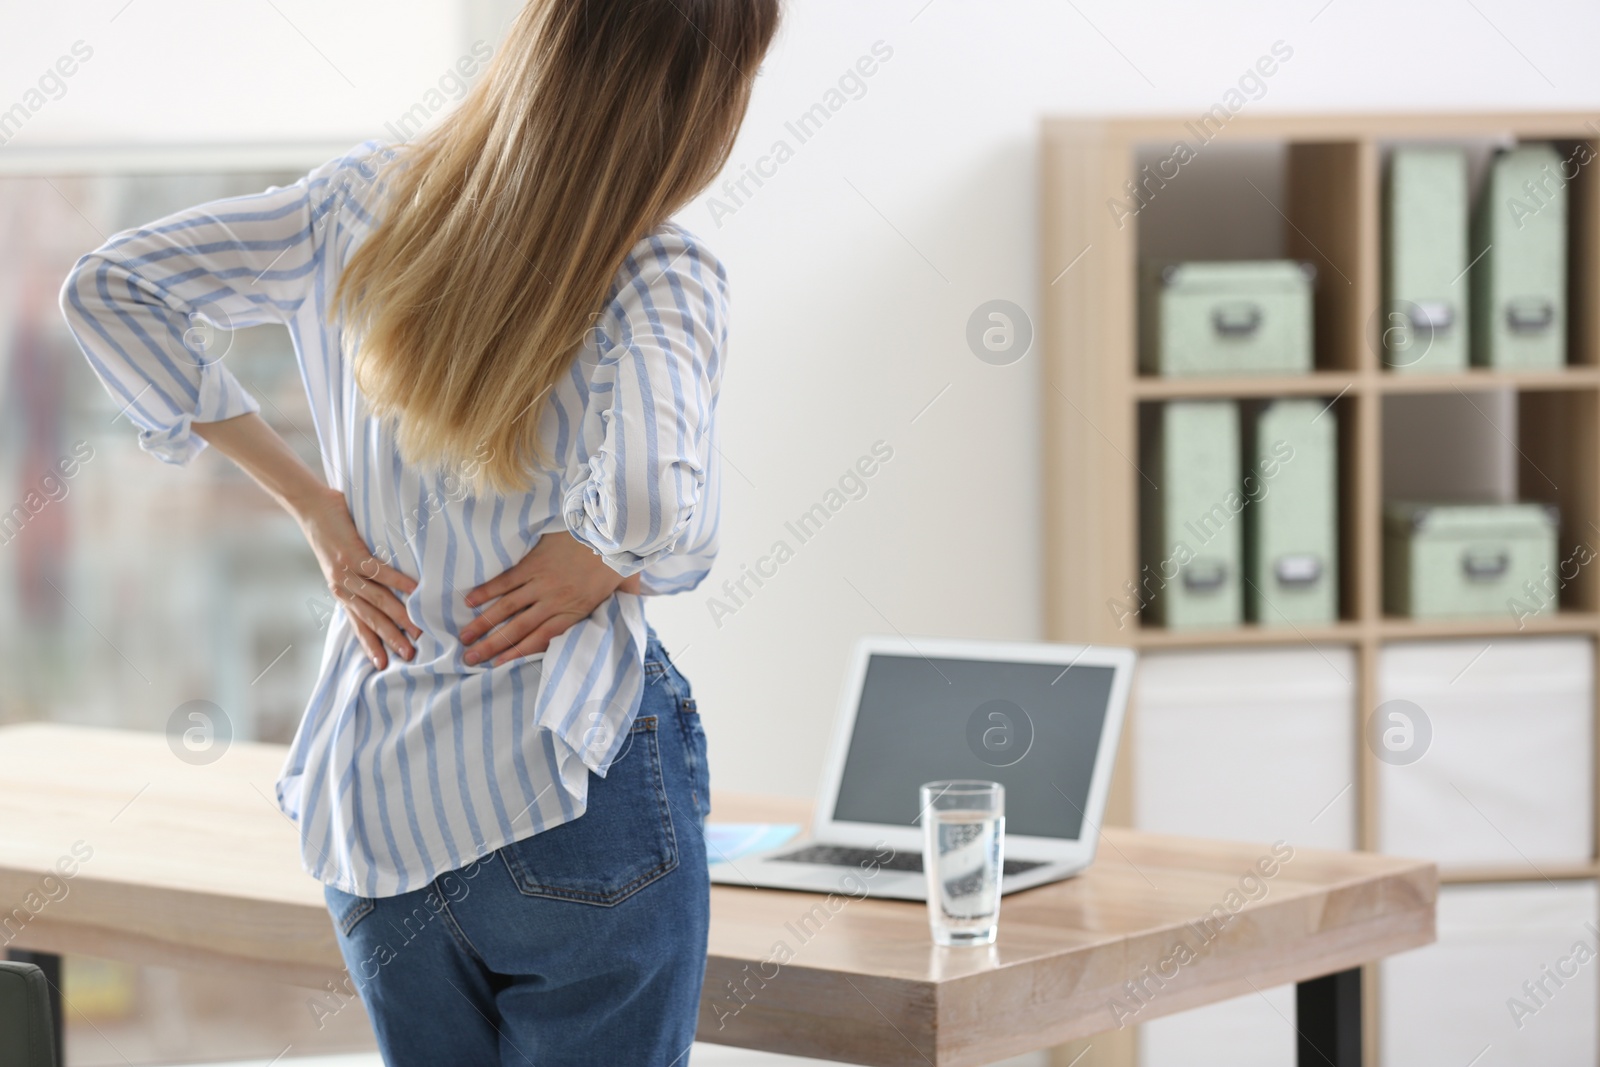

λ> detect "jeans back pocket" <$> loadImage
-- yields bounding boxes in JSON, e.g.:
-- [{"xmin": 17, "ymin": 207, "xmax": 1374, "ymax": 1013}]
[{"xmin": 500, "ymin": 715, "xmax": 678, "ymax": 906}]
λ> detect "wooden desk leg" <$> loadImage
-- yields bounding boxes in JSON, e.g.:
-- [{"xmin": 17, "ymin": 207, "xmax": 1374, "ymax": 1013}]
[
  {"xmin": 1297, "ymin": 967, "xmax": 1362, "ymax": 1067},
  {"xmin": 6, "ymin": 949, "xmax": 63, "ymax": 1067}
]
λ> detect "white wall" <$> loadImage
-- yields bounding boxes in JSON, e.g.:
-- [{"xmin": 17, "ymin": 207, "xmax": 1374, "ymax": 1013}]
[
  {"xmin": 2, "ymin": 1, "xmax": 470, "ymax": 147},
  {"xmin": 12, "ymin": 0, "xmax": 1600, "ymax": 796}
]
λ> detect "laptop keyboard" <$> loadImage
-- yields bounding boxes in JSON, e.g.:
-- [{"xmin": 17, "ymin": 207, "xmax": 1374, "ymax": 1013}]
[{"xmin": 770, "ymin": 843, "xmax": 1046, "ymax": 878}]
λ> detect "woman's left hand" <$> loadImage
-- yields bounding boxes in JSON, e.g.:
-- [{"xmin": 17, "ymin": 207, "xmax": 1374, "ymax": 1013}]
[{"xmin": 461, "ymin": 531, "xmax": 641, "ymax": 665}]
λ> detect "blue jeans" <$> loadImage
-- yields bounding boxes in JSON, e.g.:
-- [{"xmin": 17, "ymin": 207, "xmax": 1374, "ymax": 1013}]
[{"xmin": 324, "ymin": 631, "xmax": 710, "ymax": 1066}]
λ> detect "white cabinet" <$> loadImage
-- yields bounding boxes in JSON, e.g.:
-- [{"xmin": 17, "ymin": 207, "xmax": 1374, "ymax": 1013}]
[
  {"xmin": 1132, "ymin": 638, "xmax": 1596, "ymax": 1065},
  {"xmin": 1377, "ymin": 636, "xmax": 1593, "ymax": 868},
  {"xmin": 1134, "ymin": 647, "xmax": 1357, "ymax": 850},
  {"xmin": 1382, "ymin": 882, "xmax": 1599, "ymax": 1066}
]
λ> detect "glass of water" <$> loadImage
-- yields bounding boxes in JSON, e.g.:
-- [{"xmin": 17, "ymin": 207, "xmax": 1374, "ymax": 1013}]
[{"xmin": 919, "ymin": 780, "xmax": 1004, "ymax": 946}]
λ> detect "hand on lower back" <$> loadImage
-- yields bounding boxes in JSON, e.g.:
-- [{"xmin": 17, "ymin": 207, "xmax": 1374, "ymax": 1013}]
[
  {"xmin": 296, "ymin": 486, "xmax": 421, "ymax": 670},
  {"xmin": 460, "ymin": 531, "xmax": 634, "ymax": 665}
]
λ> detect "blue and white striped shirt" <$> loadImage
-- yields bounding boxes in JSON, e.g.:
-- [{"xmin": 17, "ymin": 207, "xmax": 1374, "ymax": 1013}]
[{"xmin": 60, "ymin": 140, "xmax": 726, "ymax": 897}]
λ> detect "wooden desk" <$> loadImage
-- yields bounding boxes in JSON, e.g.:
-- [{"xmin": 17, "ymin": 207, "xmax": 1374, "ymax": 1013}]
[{"xmin": 0, "ymin": 724, "xmax": 1435, "ymax": 1066}]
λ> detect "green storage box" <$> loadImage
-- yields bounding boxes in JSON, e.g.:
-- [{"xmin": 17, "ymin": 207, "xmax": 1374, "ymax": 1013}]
[
  {"xmin": 1141, "ymin": 400, "xmax": 1242, "ymax": 628},
  {"xmin": 1383, "ymin": 502, "xmax": 1558, "ymax": 619},
  {"xmin": 1383, "ymin": 147, "xmax": 1469, "ymax": 373},
  {"xmin": 1140, "ymin": 261, "xmax": 1315, "ymax": 377},
  {"xmin": 1244, "ymin": 399, "xmax": 1339, "ymax": 625},
  {"xmin": 1471, "ymin": 144, "xmax": 1567, "ymax": 369}
]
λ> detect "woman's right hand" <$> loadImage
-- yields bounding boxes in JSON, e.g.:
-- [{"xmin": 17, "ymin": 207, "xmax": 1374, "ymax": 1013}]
[{"xmin": 295, "ymin": 485, "xmax": 421, "ymax": 669}]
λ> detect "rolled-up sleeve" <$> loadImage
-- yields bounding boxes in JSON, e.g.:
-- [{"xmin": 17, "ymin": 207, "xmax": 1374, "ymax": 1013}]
[
  {"xmin": 562, "ymin": 228, "xmax": 727, "ymax": 584},
  {"xmin": 58, "ymin": 146, "xmax": 373, "ymax": 465}
]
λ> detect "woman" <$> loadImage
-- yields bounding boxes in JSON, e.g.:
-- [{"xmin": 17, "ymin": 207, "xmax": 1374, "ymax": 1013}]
[{"xmin": 59, "ymin": 0, "xmax": 781, "ymax": 1062}]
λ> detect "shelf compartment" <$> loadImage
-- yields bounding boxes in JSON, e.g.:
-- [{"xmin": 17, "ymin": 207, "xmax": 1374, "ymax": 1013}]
[{"xmin": 1286, "ymin": 141, "xmax": 1373, "ymax": 373}]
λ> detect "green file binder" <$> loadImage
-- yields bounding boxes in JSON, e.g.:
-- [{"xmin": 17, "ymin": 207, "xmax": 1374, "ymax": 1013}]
[
  {"xmin": 1141, "ymin": 400, "xmax": 1242, "ymax": 628},
  {"xmin": 1140, "ymin": 261, "xmax": 1315, "ymax": 377},
  {"xmin": 1383, "ymin": 147, "xmax": 1469, "ymax": 372},
  {"xmin": 1471, "ymin": 144, "xmax": 1567, "ymax": 369},
  {"xmin": 1383, "ymin": 502, "xmax": 1558, "ymax": 618},
  {"xmin": 1243, "ymin": 399, "xmax": 1339, "ymax": 625}
]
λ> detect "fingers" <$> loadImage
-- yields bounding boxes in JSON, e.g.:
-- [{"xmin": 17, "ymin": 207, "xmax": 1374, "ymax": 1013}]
[
  {"xmin": 464, "ymin": 557, "xmax": 529, "ymax": 609},
  {"xmin": 341, "ymin": 569, "xmax": 422, "ymax": 644},
  {"xmin": 348, "ymin": 612, "xmax": 388, "ymax": 671},
  {"xmin": 490, "ymin": 613, "xmax": 584, "ymax": 667},
  {"xmin": 314, "ymin": 498, "xmax": 419, "ymax": 607},
  {"xmin": 360, "ymin": 555, "xmax": 420, "ymax": 596},
  {"xmin": 306, "ymin": 495, "xmax": 420, "ymax": 664},
  {"xmin": 463, "ymin": 600, "xmax": 558, "ymax": 665},
  {"xmin": 460, "ymin": 583, "xmax": 538, "ymax": 646},
  {"xmin": 343, "ymin": 592, "xmax": 415, "ymax": 663}
]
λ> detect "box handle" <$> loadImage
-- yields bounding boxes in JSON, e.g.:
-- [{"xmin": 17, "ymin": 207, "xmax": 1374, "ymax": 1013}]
[
  {"xmin": 1274, "ymin": 554, "xmax": 1324, "ymax": 588},
  {"xmin": 1182, "ymin": 559, "xmax": 1229, "ymax": 592},
  {"xmin": 1408, "ymin": 300, "xmax": 1455, "ymax": 334},
  {"xmin": 1211, "ymin": 302, "xmax": 1262, "ymax": 338},
  {"xmin": 1506, "ymin": 298, "xmax": 1554, "ymax": 335},
  {"xmin": 1461, "ymin": 547, "xmax": 1510, "ymax": 582}
]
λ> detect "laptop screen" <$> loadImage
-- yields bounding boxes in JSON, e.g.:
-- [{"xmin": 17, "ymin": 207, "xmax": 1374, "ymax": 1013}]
[{"xmin": 829, "ymin": 652, "xmax": 1116, "ymax": 839}]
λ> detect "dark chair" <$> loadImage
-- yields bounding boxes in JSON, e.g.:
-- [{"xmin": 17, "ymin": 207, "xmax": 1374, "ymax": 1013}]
[{"xmin": 0, "ymin": 960, "xmax": 58, "ymax": 1067}]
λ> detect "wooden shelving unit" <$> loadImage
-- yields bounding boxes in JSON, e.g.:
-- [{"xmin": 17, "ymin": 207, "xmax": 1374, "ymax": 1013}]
[{"xmin": 1041, "ymin": 112, "xmax": 1600, "ymax": 1066}]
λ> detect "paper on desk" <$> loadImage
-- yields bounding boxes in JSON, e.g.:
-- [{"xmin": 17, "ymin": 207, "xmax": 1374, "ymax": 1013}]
[{"xmin": 704, "ymin": 823, "xmax": 800, "ymax": 865}]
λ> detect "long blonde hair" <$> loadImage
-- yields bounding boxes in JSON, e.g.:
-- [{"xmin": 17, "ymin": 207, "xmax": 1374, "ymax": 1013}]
[{"xmin": 332, "ymin": 0, "xmax": 781, "ymax": 494}]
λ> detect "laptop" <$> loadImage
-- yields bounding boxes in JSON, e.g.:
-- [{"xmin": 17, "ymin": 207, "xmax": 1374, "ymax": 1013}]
[{"xmin": 709, "ymin": 634, "xmax": 1136, "ymax": 901}]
